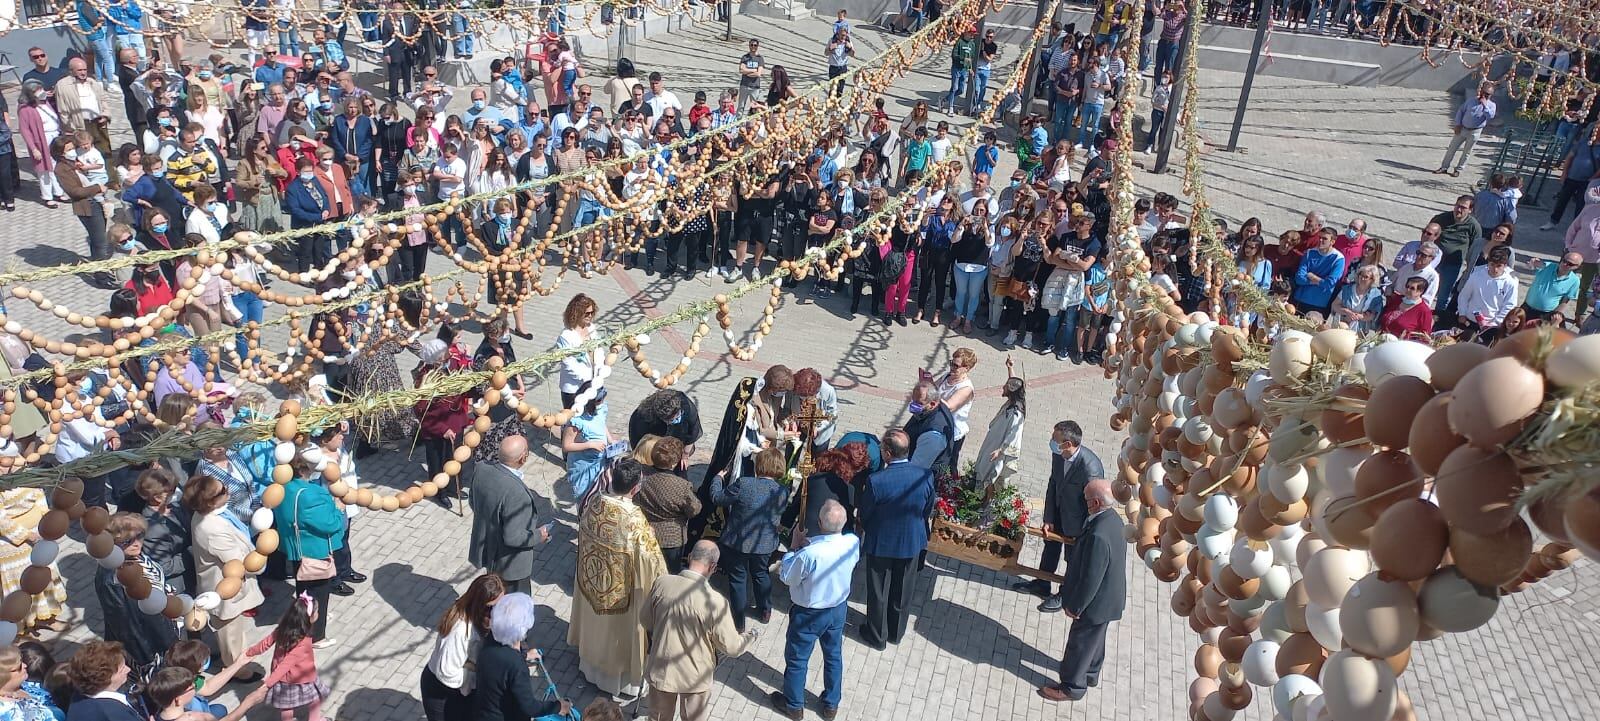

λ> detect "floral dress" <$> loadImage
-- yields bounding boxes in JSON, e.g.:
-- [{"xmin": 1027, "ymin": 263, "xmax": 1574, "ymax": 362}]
[
  {"xmin": 346, "ymin": 332, "xmax": 422, "ymax": 447},
  {"xmin": 0, "ymin": 489, "xmax": 66, "ymax": 631}
]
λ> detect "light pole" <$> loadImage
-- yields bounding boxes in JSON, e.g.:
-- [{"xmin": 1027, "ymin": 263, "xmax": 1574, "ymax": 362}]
[
  {"xmin": 1152, "ymin": 14, "xmax": 1190, "ymax": 174},
  {"xmin": 1226, "ymin": 0, "xmax": 1273, "ymax": 152}
]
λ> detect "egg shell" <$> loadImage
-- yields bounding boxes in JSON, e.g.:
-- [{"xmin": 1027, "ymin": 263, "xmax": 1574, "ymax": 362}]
[
  {"xmin": 1270, "ymin": 335, "xmax": 1313, "ymax": 386},
  {"xmin": 1352, "ymin": 450, "xmax": 1420, "ymax": 520},
  {"xmin": 1261, "ymin": 600, "xmax": 1293, "ymax": 645},
  {"xmin": 1272, "ymin": 674, "xmax": 1322, "ymax": 719},
  {"xmin": 1417, "ymin": 566, "xmax": 1499, "ymax": 632},
  {"xmin": 1303, "ymin": 546, "xmax": 1370, "ymax": 608},
  {"xmin": 1258, "ymin": 565, "xmax": 1294, "ymax": 601},
  {"xmin": 1195, "ymin": 643, "xmax": 1224, "ymax": 678},
  {"xmin": 1311, "ymin": 328, "xmax": 1359, "ymax": 366},
  {"xmin": 1408, "ymin": 393, "xmax": 1465, "ymax": 476},
  {"xmin": 1423, "ymin": 342, "xmax": 1487, "ymax": 391},
  {"xmin": 1319, "ymin": 385, "xmax": 1370, "ymax": 445},
  {"xmin": 1212, "ymin": 388, "xmax": 1253, "ymax": 430},
  {"xmin": 1369, "ymin": 499, "xmax": 1449, "ymax": 581},
  {"xmin": 1528, "ymin": 486, "xmax": 1577, "ymax": 544},
  {"xmin": 1204, "ymin": 494, "xmax": 1240, "ymax": 532},
  {"xmin": 1242, "ymin": 639, "xmax": 1282, "ymax": 686},
  {"xmin": 1285, "ymin": 581, "xmax": 1312, "ymax": 632},
  {"xmin": 1565, "ymin": 485, "xmax": 1600, "ymax": 561},
  {"xmin": 1363, "ymin": 376, "xmax": 1436, "ymax": 450},
  {"xmin": 1269, "ymin": 420, "xmax": 1326, "ymax": 466},
  {"xmin": 1275, "ymin": 632, "xmax": 1328, "ymax": 680},
  {"xmin": 1448, "ymin": 356, "xmax": 1545, "ymax": 449},
  {"xmin": 1434, "ymin": 445, "xmax": 1522, "ymax": 535},
  {"xmin": 1448, "ymin": 516, "xmax": 1533, "ymax": 587},
  {"xmin": 1266, "ymin": 463, "xmax": 1310, "ymax": 504},
  {"xmin": 1319, "ymin": 650, "xmax": 1399, "ymax": 721},
  {"xmin": 1364, "ymin": 340, "xmax": 1433, "ymax": 385},
  {"xmin": 1320, "ymin": 493, "xmax": 1375, "ymax": 550},
  {"xmin": 1545, "ymin": 334, "xmax": 1600, "ymax": 389},
  {"xmin": 1189, "ymin": 676, "xmax": 1220, "ymax": 708},
  {"xmin": 1486, "ymin": 326, "xmax": 1576, "ymax": 367},
  {"xmin": 1320, "ymin": 447, "xmax": 1372, "ymax": 498},
  {"xmin": 1339, "ymin": 572, "xmax": 1421, "ymax": 658}
]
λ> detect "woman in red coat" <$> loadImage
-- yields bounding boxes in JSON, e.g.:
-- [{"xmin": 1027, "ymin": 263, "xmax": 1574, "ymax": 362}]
[
  {"xmin": 413, "ymin": 334, "xmax": 476, "ymax": 510},
  {"xmin": 1380, "ymin": 276, "xmax": 1436, "ymax": 341}
]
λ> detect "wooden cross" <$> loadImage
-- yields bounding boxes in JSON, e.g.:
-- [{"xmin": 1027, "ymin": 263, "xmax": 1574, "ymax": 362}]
[{"xmin": 790, "ymin": 396, "xmax": 833, "ymax": 477}]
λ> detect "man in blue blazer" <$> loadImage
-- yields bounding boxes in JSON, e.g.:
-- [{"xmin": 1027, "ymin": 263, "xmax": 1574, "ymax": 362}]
[
  {"xmin": 857, "ymin": 429, "xmax": 935, "ymax": 650},
  {"xmin": 1038, "ymin": 479, "xmax": 1127, "ymax": 703}
]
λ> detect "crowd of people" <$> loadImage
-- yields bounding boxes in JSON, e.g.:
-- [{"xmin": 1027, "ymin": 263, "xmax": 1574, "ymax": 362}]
[{"xmin": 2, "ymin": 2, "xmax": 1593, "ymax": 721}]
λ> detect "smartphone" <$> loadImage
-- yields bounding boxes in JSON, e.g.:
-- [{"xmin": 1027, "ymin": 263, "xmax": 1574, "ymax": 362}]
[{"xmin": 252, "ymin": 82, "xmax": 265, "ymax": 91}]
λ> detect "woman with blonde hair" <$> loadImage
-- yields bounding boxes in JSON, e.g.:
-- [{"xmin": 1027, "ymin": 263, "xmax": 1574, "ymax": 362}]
[{"xmin": 555, "ymin": 294, "xmax": 607, "ymax": 409}]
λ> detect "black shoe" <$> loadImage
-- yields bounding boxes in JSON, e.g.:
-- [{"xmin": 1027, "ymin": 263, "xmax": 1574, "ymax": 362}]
[
  {"xmin": 768, "ymin": 691, "xmax": 803, "ymax": 720},
  {"xmin": 1069, "ymin": 353, "xmax": 1083, "ymax": 365},
  {"xmin": 856, "ymin": 627, "xmax": 887, "ymax": 651},
  {"xmin": 331, "ymin": 582, "xmax": 356, "ymax": 597},
  {"xmin": 757, "ymin": 608, "xmax": 772, "ymax": 624},
  {"xmin": 342, "ymin": 571, "xmax": 368, "ymax": 584},
  {"xmin": 818, "ymin": 704, "xmax": 839, "ymax": 721},
  {"xmin": 1038, "ymin": 594, "xmax": 1064, "ymax": 612},
  {"xmin": 1087, "ymin": 675, "xmax": 1100, "ymax": 688},
  {"xmin": 1011, "ymin": 578, "xmax": 1051, "ymax": 597},
  {"xmin": 513, "ymin": 330, "xmax": 533, "ymax": 340},
  {"xmin": 432, "ymin": 494, "xmax": 454, "ymax": 510},
  {"xmin": 895, "ymin": 314, "xmax": 908, "ymax": 327}
]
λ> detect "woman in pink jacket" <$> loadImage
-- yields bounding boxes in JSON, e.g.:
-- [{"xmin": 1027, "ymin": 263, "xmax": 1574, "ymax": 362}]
[
  {"xmin": 1562, "ymin": 185, "xmax": 1600, "ymax": 316},
  {"xmin": 16, "ymin": 82, "xmax": 66, "ymax": 208}
]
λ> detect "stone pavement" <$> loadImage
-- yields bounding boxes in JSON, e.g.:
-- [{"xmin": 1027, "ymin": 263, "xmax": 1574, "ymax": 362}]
[{"xmin": 2, "ymin": 11, "xmax": 1594, "ymax": 721}]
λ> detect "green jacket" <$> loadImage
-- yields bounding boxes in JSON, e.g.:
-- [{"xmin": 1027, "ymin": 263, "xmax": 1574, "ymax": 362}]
[
  {"xmin": 952, "ymin": 37, "xmax": 977, "ymax": 71},
  {"xmin": 274, "ymin": 478, "xmax": 347, "ymax": 561}
]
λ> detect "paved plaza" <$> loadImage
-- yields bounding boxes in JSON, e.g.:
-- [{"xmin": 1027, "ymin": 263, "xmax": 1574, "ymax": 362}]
[{"xmin": 3, "ymin": 11, "xmax": 1596, "ymax": 721}]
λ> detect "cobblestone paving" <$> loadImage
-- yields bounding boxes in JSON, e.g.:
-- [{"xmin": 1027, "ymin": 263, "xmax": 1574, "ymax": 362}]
[{"xmin": 5, "ymin": 12, "xmax": 1594, "ymax": 721}]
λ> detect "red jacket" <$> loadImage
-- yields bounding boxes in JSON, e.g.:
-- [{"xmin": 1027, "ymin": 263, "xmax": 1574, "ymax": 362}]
[{"xmin": 1379, "ymin": 295, "xmax": 1434, "ymax": 341}]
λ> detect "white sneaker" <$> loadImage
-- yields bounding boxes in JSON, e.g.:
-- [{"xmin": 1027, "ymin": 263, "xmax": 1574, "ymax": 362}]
[
  {"xmin": 1023, "ymin": 332, "xmax": 1035, "ymax": 349},
  {"xmin": 1003, "ymin": 330, "xmax": 1018, "ymax": 347},
  {"xmin": 313, "ymin": 638, "xmax": 339, "ymax": 649},
  {"xmin": 1540, "ymin": 222, "xmax": 1558, "ymax": 231}
]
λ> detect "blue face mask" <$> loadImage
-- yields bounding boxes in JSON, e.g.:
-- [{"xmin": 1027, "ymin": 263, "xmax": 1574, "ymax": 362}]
[
  {"xmin": 198, "ymin": 71, "xmax": 213, "ymax": 80},
  {"xmin": 472, "ymin": 100, "xmax": 486, "ymax": 111},
  {"xmin": 158, "ymin": 117, "xmax": 174, "ymax": 128},
  {"xmin": 120, "ymin": 238, "xmax": 139, "ymax": 251},
  {"xmin": 1010, "ymin": 179, "xmax": 1021, "ymax": 188},
  {"xmin": 152, "ymin": 223, "xmax": 169, "ymax": 234},
  {"xmin": 152, "ymin": 168, "xmax": 166, "ymax": 178},
  {"xmin": 1050, "ymin": 440, "xmax": 1062, "ymax": 455},
  {"xmin": 668, "ymin": 411, "xmax": 684, "ymax": 425},
  {"xmin": 908, "ymin": 402, "xmax": 925, "ymax": 415}
]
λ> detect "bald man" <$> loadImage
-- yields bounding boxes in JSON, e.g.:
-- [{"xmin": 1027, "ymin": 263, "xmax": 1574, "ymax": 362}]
[
  {"xmin": 468, "ymin": 434, "xmax": 554, "ymax": 594},
  {"xmin": 1038, "ymin": 479, "xmax": 1127, "ymax": 703}
]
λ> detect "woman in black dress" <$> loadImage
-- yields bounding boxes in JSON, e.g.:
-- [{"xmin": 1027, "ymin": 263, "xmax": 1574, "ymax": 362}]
[{"xmin": 375, "ymin": 102, "xmax": 413, "ymax": 198}]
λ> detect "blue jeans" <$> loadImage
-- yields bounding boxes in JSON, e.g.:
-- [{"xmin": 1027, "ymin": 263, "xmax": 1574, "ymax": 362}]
[
  {"xmin": 1045, "ymin": 307, "xmax": 1080, "ymax": 355},
  {"xmin": 1154, "ymin": 38, "xmax": 1179, "ymax": 80},
  {"xmin": 1052, "ymin": 99, "xmax": 1078, "ymax": 144},
  {"xmin": 561, "ymin": 68, "xmax": 578, "ymax": 101},
  {"xmin": 1144, "ymin": 108, "xmax": 1165, "ymax": 152},
  {"xmin": 115, "ymin": 34, "xmax": 146, "ymax": 64},
  {"xmin": 90, "ymin": 34, "xmax": 116, "ymax": 83},
  {"xmin": 1095, "ymin": 31, "xmax": 1123, "ymax": 49},
  {"xmin": 277, "ymin": 22, "xmax": 300, "ymax": 56},
  {"xmin": 1139, "ymin": 32, "xmax": 1155, "ymax": 72},
  {"xmin": 1434, "ymin": 249, "xmax": 1465, "ymax": 312},
  {"xmin": 440, "ymin": 213, "xmax": 466, "ymax": 250},
  {"xmin": 953, "ymin": 265, "xmax": 987, "ymax": 321},
  {"xmin": 783, "ymin": 602, "xmax": 845, "ymax": 711},
  {"xmin": 359, "ymin": 12, "xmax": 380, "ymax": 41},
  {"xmin": 232, "ymin": 291, "xmax": 264, "ymax": 362},
  {"xmin": 450, "ymin": 14, "xmax": 473, "ymax": 57},
  {"xmin": 971, "ymin": 66, "xmax": 991, "ymax": 112},
  {"xmin": 945, "ymin": 66, "xmax": 968, "ymax": 109},
  {"xmin": 1075, "ymin": 102, "xmax": 1104, "ymax": 148}
]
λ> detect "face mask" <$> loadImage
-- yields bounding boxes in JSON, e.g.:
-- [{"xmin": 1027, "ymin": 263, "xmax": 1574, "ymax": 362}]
[
  {"xmin": 1401, "ymin": 296, "xmax": 1420, "ymax": 306},
  {"xmin": 497, "ymin": 212, "xmax": 515, "ymax": 224},
  {"xmin": 342, "ymin": 270, "xmax": 357, "ymax": 280},
  {"xmin": 152, "ymin": 223, "xmax": 168, "ymax": 234},
  {"xmin": 500, "ymin": 332, "xmax": 512, "ymax": 343},
  {"xmin": 119, "ymin": 238, "xmax": 138, "ymax": 251},
  {"xmin": 300, "ymin": 171, "xmax": 316, "ymax": 181},
  {"xmin": 668, "ymin": 410, "xmax": 684, "ymax": 425},
  {"xmin": 1010, "ymin": 179, "xmax": 1021, "ymax": 188},
  {"xmin": 152, "ymin": 167, "xmax": 166, "ymax": 179},
  {"xmin": 1346, "ymin": 228, "xmax": 1359, "ymax": 239},
  {"xmin": 1000, "ymin": 227, "xmax": 1013, "ymax": 238},
  {"xmin": 472, "ymin": 100, "xmax": 486, "ymax": 111},
  {"xmin": 908, "ymin": 401, "xmax": 925, "ymax": 415},
  {"xmin": 77, "ymin": 377, "xmax": 94, "ymax": 396},
  {"xmin": 158, "ymin": 118, "xmax": 174, "ymax": 128},
  {"xmin": 1050, "ymin": 440, "xmax": 1063, "ymax": 455},
  {"xmin": 198, "ymin": 71, "xmax": 212, "ymax": 80},
  {"xmin": 773, "ymin": 391, "xmax": 788, "ymax": 404},
  {"xmin": 320, "ymin": 159, "xmax": 334, "ymax": 169},
  {"xmin": 1098, "ymin": 57, "xmax": 1109, "ymax": 69},
  {"xmin": 143, "ymin": 270, "xmax": 162, "ymax": 281}
]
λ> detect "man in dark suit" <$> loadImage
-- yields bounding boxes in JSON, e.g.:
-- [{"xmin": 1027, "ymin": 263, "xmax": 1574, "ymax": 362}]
[
  {"xmin": 1015, "ymin": 420, "xmax": 1106, "ymax": 611},
  {"xmin": 1038, "ymin": 478, "xmax": 1126, "ymax": 703},
  {"xmin": 468, "ymin": 434, "xmax": 554, "ymax": 595},
  {"xmin": 856, "ymin": 429, "xmax": 935, "ymax": 650}
]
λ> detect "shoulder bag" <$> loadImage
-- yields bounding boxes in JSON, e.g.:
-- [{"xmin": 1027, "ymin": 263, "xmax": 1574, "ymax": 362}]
[{"xmin": 292, "ymin": 488, "xmax": 337, "ymax": 582}]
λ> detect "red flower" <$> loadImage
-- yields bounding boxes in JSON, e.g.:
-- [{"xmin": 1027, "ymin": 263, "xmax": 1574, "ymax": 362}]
[
  {"xmin": 1000, "ymin": 518, "xmax": 1014, "ymax": 529},
  {"xmin": 1012, "ymin": 498, "xmax": 1024, "ymax": 509}
]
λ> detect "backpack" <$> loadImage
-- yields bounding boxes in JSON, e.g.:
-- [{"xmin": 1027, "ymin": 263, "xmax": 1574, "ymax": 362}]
[{"xmin": 880, "ymin": 248, "xmax": 907, "ymax": 284}]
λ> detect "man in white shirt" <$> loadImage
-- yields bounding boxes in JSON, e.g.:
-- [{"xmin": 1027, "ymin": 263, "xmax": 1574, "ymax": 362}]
[
  {"xmin": 409, "ymin": 79, "xmax": 454, "ymax": 118},
  {"xmin": 773, "ymin": 501, "xmax": 858, "ymax": 721},
  {"xmin": 645, "ymin": 71, "xmax": 683, "ymax": 120},
  {"xmin": 432, "ymin": 143, "xmax": 469, "ymax": 248},
  {"xmin": 1391, "ymin": 240, "xmax": 1444, "ymax": 307},
  {"xmin": 1455, "ymin": 246, "xmax": 1520, "ymax": 333},
  {"xmin": 960, "ymin": 172, "xmax": 1001, "ymax": 217}
]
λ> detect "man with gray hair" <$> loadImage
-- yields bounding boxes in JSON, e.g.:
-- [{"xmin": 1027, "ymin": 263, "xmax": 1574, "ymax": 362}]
[
  {"xmin": 858, "ymin": 430, "xmax": 935, "ymax": 649},
  {"xmin": 1037, "ymin": 478, "xmax": 1126, "ymax": 703},
  {"xmin": 467, "ymin": 435, "xmax": 553, "ymax": 594},
  {"xmin": 772, "ymin": 501, "xmax": 858, "ymax": 720},
  {"xmin": 643, "ymin": 540, "xmax": 757, "ymax": 721},
  {"xmin": 903, "ymin": 381, "xmax": 954, "ymax": 469}
]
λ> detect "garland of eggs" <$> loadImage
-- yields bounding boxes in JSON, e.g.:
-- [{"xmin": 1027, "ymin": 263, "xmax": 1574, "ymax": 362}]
[{"xmin": 1107, "ymin": 299, "xmax": 1600, "ymax": 721}]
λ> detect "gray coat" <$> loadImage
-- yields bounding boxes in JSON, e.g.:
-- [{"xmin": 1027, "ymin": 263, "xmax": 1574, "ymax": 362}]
[{"xmin": 468, "ymin": 463, "xmax": 552, "ymax": 583}]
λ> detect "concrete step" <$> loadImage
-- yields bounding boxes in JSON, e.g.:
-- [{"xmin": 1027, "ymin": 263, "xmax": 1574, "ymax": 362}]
[{"xmin": 1198, "ymin": 43, "xmax": 1381, "ymax": 87}]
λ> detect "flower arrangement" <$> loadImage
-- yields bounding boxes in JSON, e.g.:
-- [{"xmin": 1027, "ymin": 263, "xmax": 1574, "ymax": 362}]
[{"xmin": 935, "ymin": 462, "xmax": 1031, "ymax": 541}]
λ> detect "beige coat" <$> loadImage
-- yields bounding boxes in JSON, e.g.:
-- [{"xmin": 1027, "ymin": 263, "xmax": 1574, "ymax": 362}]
[
  {"xmin": 191, "ymin": 509, "xmax": 264, "ymax": 620},
  {"xmin": 641, "ymin": 569, "xmax": 752, "ymax": 694}
]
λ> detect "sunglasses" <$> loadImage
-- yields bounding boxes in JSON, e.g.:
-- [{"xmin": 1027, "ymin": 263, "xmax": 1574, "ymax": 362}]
[
  {"xmin": 30, "ymin": 53, "xmax": 45, "ymax": 60},
  {"xmin": 1561, "ymin": 260, "xmax": 1580, "ymax": 267}
]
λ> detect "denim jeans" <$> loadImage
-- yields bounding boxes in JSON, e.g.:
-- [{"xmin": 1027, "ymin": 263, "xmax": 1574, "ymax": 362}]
[
  {"xmin": 945, "ymin": 66, "xmax": 968, "ymax": 109},
  {"xmin": 115, "ymin": 34, "xmax": 146, "ymax": 64},
  {"xmin": 1045, "ymin": 307, "xmax": 1080, "ymax": 355},
  {"xmin": 277, "ymin": 22, "xmax": 300, "ymax": 56},
  {"xmin": 1075, "ymin": 102, "xmax": 1104, "ymax": 148},
  {"xmin": 953, "ymin": 265, "xmax": 987, "ymax": 321},
  {"xmin": 1434, "ymin": 250, "xmax": 1465, "ymax": 312},
  {"xmin": 971, "ymin": 66, "xmax": 991, "ymax": 113},
  {"xmin": 359, "ymin": 12, "xmax": 380, "ymax": 41},
  {"xmin": 1053, "ymin": 99, "xmax": 1078, "ymax": 143},
  {"xmin": 721, "ymin": 548, "xmax": 771, "ymax": 631},
  {"xmin": 782, "ymin": 602, "xmax": 846, "ymax": 711},
  {"xmin": 1154, "ymin": 38, "xmax": 1179, "ymax": 80},
  {"xmin": 1144, "ymin": 109, "xmax": 1166, "ymax": 152},
  {"xmin": 90, "ymin": 34, "xmax": 116, "ymax": 83},
  {"xmin": 231, "ymin": 291, "xmax": 264, "ymax": 362},
  {"xmin": 1139, "ymin": 32, "xmax": 1155, "ymax": 72},
  {"xmin": 450, "ymin": 14, "xmax": 473, "ymax": 57}
]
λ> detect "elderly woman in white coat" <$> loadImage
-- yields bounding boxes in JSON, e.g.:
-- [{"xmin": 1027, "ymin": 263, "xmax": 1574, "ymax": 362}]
[
  {"xmin": 975, "ymin": 357, "xmax": 1025, "ymax": 497},
  {"xmin": 184, "ymin": 473, "xmax": 265, "ymax": 673}
]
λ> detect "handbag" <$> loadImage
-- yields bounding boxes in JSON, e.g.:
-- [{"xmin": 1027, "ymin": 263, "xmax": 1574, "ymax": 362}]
[{"xmin": 291, "ymin": 489, "xmax": 337, "ymax": 582}]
